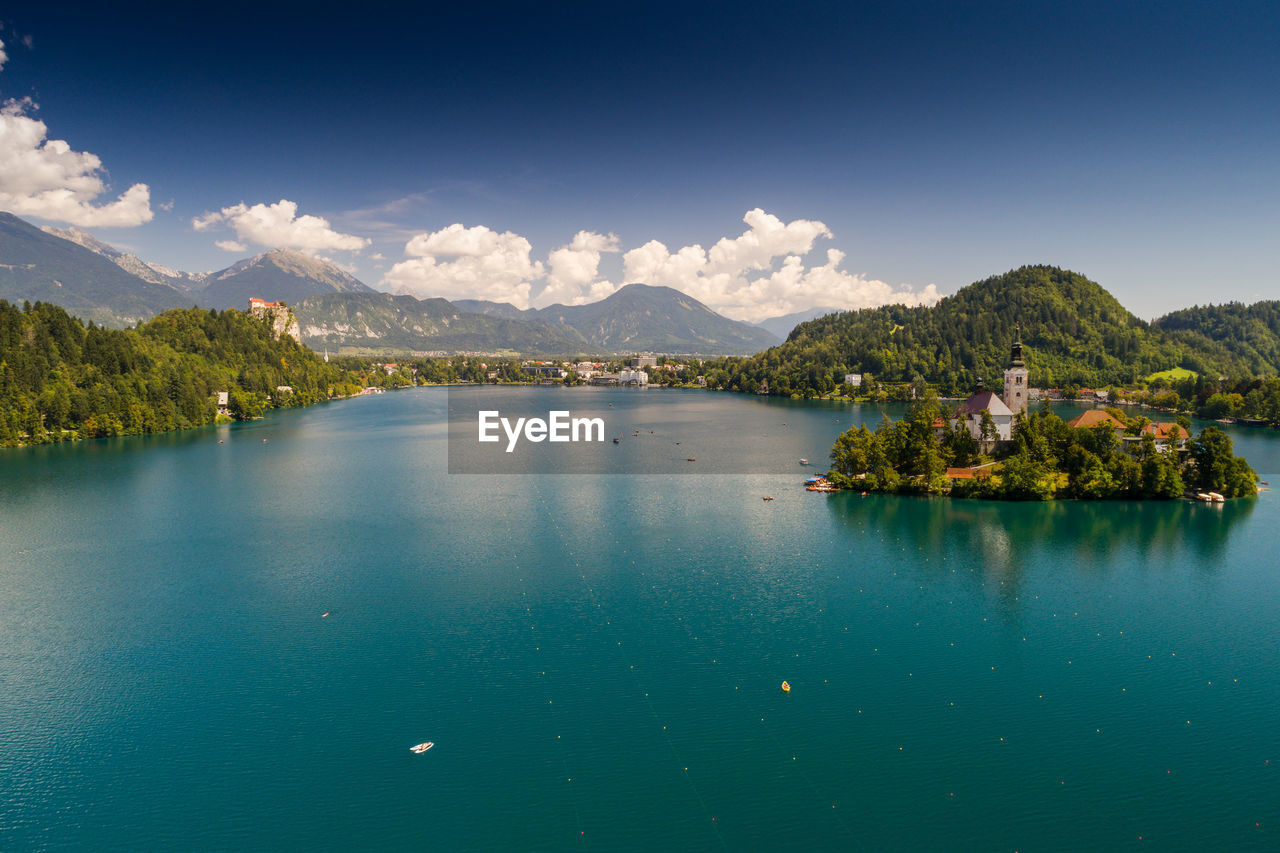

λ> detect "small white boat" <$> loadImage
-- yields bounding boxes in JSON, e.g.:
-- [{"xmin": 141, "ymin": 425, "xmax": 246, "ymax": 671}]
[
  {"xmin": 410, "ymin": 742, "xmax": 434, "ymax": 754},
  {"xmin": 799, "ymin": 458, "xmax": 809, "ymax": 465}
]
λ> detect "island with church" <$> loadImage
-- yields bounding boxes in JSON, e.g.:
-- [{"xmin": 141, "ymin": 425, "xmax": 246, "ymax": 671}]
[{"xmin": 824, "ymin": 331, "xmax": 1259, "ymax": 500}]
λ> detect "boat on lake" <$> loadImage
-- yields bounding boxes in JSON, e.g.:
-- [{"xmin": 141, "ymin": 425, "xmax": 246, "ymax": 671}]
[
  {"xmin": 804, "ymin": 474, "xmax": 838, "ymax": 492},
  {"xmin": 410, "ymin": 742, "xmax": 434, "ymax": 754}
]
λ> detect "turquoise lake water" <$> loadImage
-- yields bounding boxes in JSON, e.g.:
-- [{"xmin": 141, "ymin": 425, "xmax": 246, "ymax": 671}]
[{"xmin": 2, "ymin": 387, "xmax": 1279, "ymax": 850}]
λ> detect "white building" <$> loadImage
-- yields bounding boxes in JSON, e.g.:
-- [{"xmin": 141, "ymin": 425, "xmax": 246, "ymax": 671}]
[
  {"xmin": 955, "ymin": 391, "xmax": 1014, "ymax": 442},
  {"xmin": 844, "ymin": 373, "xmax": 863, "ymax": 387},
  {"xmin": 618, "ymin": 368, "xmax": 649, "ymax": 386}
]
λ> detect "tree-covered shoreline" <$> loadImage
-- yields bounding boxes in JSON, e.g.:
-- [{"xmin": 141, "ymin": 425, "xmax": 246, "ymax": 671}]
[
  {"xmin": 0, "ymin": 300, "xmax": 352, "ymax": 446},
  {"xmin": 827, "ymin": 395, "xmax": 1259, "ymax": 501}
]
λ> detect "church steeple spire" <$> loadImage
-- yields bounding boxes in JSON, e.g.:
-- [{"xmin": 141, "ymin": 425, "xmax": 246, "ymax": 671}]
[{"xmin": 1008, "ymin": 321, "xmax": 1025, "ymax": 368}]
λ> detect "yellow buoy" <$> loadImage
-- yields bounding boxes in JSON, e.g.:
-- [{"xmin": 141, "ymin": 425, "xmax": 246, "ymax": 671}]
[{"xmin": 781, "ymin": 681, "xmax": 791, "ymax": 693}]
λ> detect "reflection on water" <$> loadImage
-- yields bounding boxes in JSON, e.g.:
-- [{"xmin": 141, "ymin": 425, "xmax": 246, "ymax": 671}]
[{"xmin": 825, "ymin": 491, "xmax": 1257, "ymax": 579}]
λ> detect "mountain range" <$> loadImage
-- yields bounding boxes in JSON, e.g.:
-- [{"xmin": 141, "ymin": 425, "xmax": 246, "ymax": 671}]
[
  {"xmin": 0, "ymin": 211, "xmax": 784, "ymax": 355},
  {"xmin": 0, "ymin": 212, "xmax": 190, "ymax": 326},
  {"xmin": 295, "ymin": 284, "xmax": 779, "ymax": 355},
  {"xmin": 451, "ymin": 284, "xmax": 780, "ymax": 353},
  {"xmin": 293, "ymin": 292, "xmax": 591, "ymax": 354},
  {"xmin": 194, "ymin": 249, "xmax": 374, "ymax": 310},
  {"xmin": 41, "ymin": 225, "xmax": 207, "ymax": 291}
]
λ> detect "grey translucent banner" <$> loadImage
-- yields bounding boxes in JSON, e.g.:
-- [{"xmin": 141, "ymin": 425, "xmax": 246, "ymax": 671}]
[{"xmin": 447, "ymin": 386, "xmax": 842, "ymax": 475}]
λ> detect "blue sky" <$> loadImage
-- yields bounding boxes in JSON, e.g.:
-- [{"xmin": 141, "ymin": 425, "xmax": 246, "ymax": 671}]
[{"xmin": 0, "ymin": 0, "xmax": 1276, "ymax": 320}]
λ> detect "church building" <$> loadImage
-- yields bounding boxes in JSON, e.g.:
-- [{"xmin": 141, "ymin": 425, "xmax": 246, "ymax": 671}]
[
  {"xmin": 950, "ymin": 328, "xmax": 1029, "ymax": 444},
  {"xmin": 956, "ymin": 390, "xmax": 1014, "ymax": 442}
]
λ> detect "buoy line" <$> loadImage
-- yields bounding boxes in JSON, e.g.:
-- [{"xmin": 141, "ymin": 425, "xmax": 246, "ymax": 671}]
[
  {"xmin": 530, "ymin": 479, "xmax": 729, "ymax": 851},
  {"xmin": 524, "ymin": 616, "xmax": 588, "ymax": 849},
  {"xmin": 501, "ymin": 520, "xmax": 588, "ymax": 848},
  {"xmin": 654, "ymin": 584, "xmax": 858, "ymax": 844}
]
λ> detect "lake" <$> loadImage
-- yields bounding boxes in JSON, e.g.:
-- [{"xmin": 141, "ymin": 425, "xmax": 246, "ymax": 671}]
[{"xmin": 2, "ymin": 387, "xmax": 1279, "ymax": 850}]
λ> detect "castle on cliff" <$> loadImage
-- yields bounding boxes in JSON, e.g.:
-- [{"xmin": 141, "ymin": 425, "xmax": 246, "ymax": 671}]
[{"xmin": 248, "ymin": 298, "xmax": 301, "ymax": 344}]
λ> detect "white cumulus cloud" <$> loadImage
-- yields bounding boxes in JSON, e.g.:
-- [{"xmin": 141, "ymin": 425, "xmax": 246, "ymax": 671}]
[
  {"xmin": 378, "ymin": 209, "xmax": 938, "ymax": 321},
  {"xmin": 192, "ymin": 199, "xmax": 369, "ymax": 254},
  {"xmin": 384, "ymin": 223, "xmax": 545, "ymax": 308},
  {"xmin": 215, "ymin": 239, "xmax": 248, "ymax": 253},
  {"xmin": 0, "ymin": 39, "xmax": 8, "ymax": 71},
  {"xmin": 539, "ymin": 230, "xmax": 620, "ymax": 306},
  {"xmin": 706, "ymin": 208, "xmax": 831, "ymax": 275},
  {"xmin": 622, "ymin": 208, "xmax": 938, "ymax": 322},
  {"xmin": 742, "ymin": 249, "xmax": 940, "ymax": 321},
  {"xmin": 0, "ymin": 97, "xmax": 154, "ymax": 227}
]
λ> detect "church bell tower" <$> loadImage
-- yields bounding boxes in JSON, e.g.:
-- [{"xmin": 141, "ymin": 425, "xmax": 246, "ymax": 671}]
[{"xmin": 1003, "ymin": 323, "xmax": 1029, "ymax": 416}]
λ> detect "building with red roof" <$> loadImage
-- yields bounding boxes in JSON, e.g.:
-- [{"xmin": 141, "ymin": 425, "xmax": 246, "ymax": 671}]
[{"xmin": 1066, "ymin": 410, "xmax": 1124, "ymax": 430}]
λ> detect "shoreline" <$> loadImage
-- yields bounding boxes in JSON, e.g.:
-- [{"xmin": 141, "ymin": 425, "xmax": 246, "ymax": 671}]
[{"xmin": 6, "ymin": 377, "xmax": 1277, "ymax": 453}]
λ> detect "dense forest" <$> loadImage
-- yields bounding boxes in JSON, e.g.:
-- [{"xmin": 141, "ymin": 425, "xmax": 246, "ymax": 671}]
[
  {"xmin": 0, "ymin": 300, "xmax": 361, "ymax": 445},
  {"xmin": 1154, "ymin": 300, "xmax": 1280, "ymax": 377},
  {"xmin": 700, "ymin": 266, "xmax": 1254, "ymax": 397},
  {"xmin": 827, "ymin": 396, "xmax": 1258, "ymax": 500}
]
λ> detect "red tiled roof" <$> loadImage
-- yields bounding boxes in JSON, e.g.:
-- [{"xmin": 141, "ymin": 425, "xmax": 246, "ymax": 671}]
[
  {"xmin": 945, "ymin": 467, "xmax": 993, "ymax": 479},
  {"xmin": 1066, "ymin": 410, "xmax": 1124, "ymax": 429},
  {"xmin": 1142, "ymin": 422, "xmax": 1185, "ymax": 439},
  {"xmin": 957, "ymin": 390, "xmax": 1013, "ymax": 417}
]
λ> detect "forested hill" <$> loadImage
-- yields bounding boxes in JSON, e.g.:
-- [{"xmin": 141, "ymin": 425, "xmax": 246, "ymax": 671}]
[
  {"xmin": 0, "ymin": 300, "xmax": 372, "ymax": 447},
  {"xmin": 1154, "ymin": 301, "xmax": 1280, "ymax": 376},
  {"xmin": 702, "ymin": 266, "xmax": 1246, "ymax": 396}
]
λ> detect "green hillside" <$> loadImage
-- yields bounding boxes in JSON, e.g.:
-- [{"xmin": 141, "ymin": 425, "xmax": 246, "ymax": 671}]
[
  {"xmin": 1154, "ymin": 301, "xmax": 1280, "ymax": 376},
  {"xmin": 0, "ymin": 300, "xmax": 378, "ymax": 447},
  {"xmin": 702, "ymin": 266, "xmax": 1248, "ymax": 396}
]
